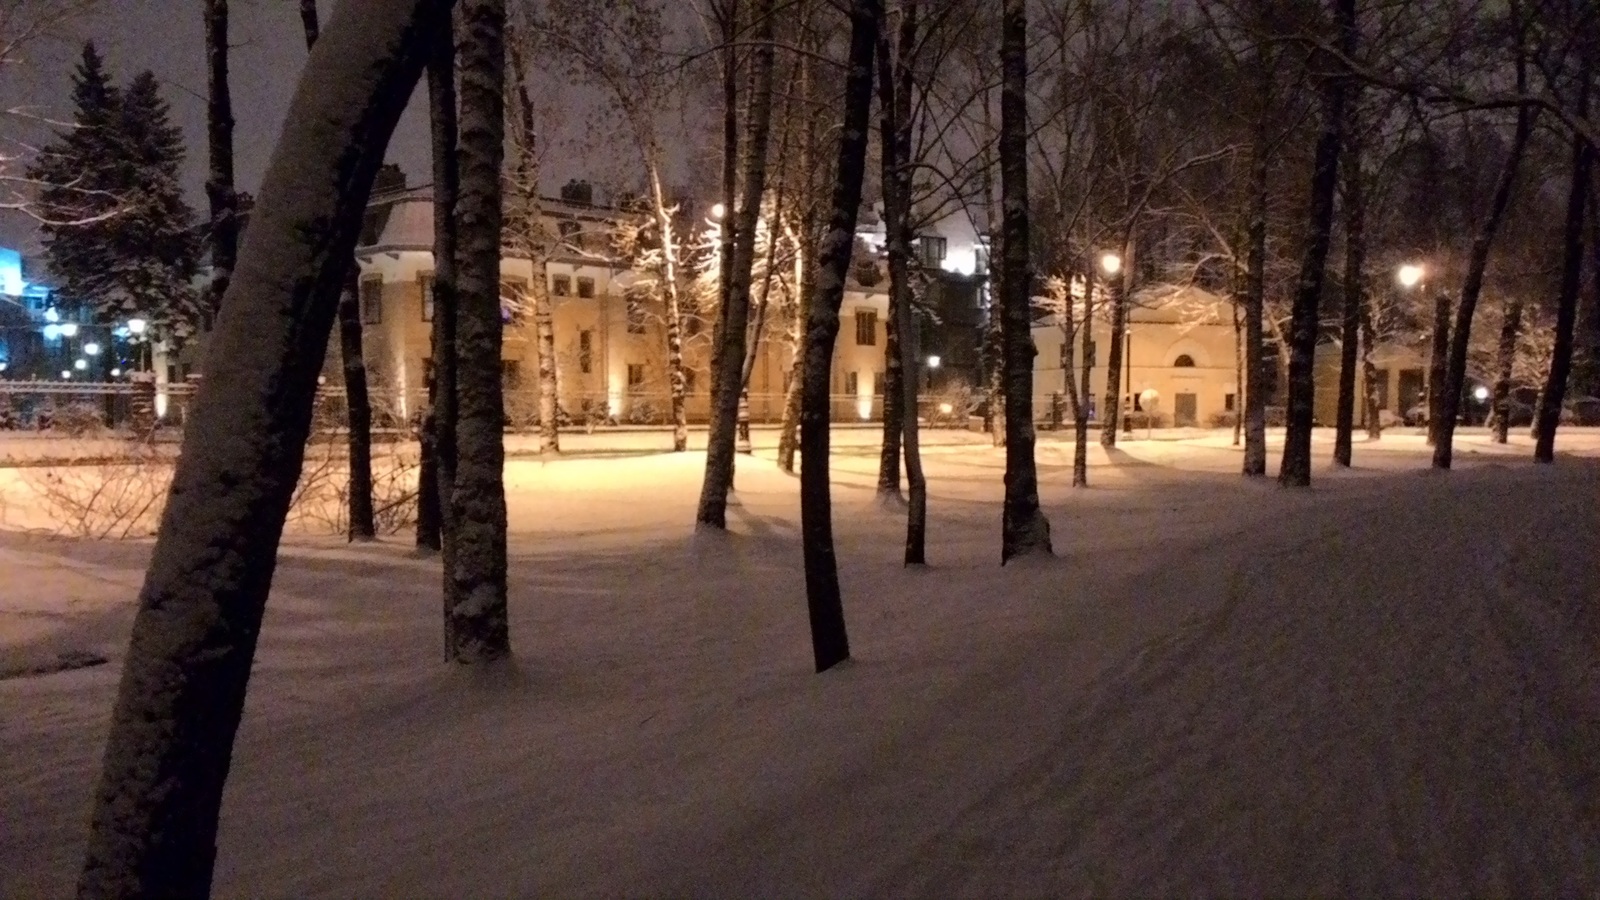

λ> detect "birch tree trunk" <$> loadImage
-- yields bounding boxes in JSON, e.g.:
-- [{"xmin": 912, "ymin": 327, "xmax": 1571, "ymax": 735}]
[
  {"xmin": 1231, "ymin": 300, "xmax": 1244, "ymax": 446},
  {"xmin": 1333, "ymin": 129, "xmax": 1364, "ymax": 468},
  {"xmin": 299, "ymin": 0, "xmax": 375, "ymax": 538},
  {"xmin": 506, "ymin": 31, "xmax": 558, "ymax": 455},
  {"xmin": 1100, "ymin": 239, "xmax": 1130, "ymax": 449},
  {"xmin": 998, "ymin": 0, "xmax": 1050, "ymax": 561},
  {"xmin": 445, "ymin": 0, "xmax": 511, "ymax": 663},
  {"xmin": 204, "ymin": 0, "xmax": 238, "ymax": 320},
  {"xmin": 418, "ymin": 21, "xmax": 459, "ymax": 554},
  {"xmin": 800, "ymin": 0, "xmax": 879, "ymax": 672},
  {"xmin": 697, "ymin": 0, "xmax": 775, "ymax": 529},
  {"xmin": 76, "ymin": 3, "xmax": 445, "ymax": 895},
  {"xmin": 1278, "ymin": 0, "xmax": 1353, "ymax": 488},
  {"xmin": 1435, "ymin": 96, "xmax": 1533, "ymax": 469},
  {"xmin": 1241, "ymin": 46, "xmax": 1271, "ymax": 477},
  {"xmin": 1535, "ymin": 72, "xmax": 1593, "ymax": 464},
  {"xmin": 776, "ymin": 28, "xmax": 816, "ymax": 476},
  {"xmin": 1488, "ymin": 297, "xmax": 1522, "ymax": 444},
  {"xmin": 1360, "ymin": 299, "xmax": 1383, "ymax": 440},
  {"xmin": 647, "ymin": 161, "xmax": 690, "ymax": 453}
]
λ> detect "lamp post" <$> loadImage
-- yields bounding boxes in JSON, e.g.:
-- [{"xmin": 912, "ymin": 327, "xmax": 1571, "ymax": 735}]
[
  {"xmin": 1399, "ymin": 263, "xmax": 1446, "ymax": 441},
  {"xmin": 1099, "ymin": 252, "xmax": 1133, "ymax": 435}
]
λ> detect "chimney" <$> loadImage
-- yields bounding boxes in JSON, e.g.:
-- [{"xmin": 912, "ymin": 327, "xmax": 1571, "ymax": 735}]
[{"xmin": 560, "ymin": 178, "xmax": 593, "ymax": 207}]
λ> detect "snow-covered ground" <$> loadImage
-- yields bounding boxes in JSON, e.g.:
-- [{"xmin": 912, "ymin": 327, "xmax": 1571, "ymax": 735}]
[{"xmin": 2, "ymin": 429, "xmax": 1598, "ymax": 896}]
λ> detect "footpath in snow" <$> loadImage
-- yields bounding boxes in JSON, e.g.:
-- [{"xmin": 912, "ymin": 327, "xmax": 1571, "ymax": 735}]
[{"xmin": 1, "ymin": 432, "xmax": 1597, "ymax": 897}]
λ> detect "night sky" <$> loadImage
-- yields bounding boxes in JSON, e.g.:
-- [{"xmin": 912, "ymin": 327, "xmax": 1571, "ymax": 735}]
[{"xmin": 0, "ymin": 0, "xmax": 649, "ymax": 265}]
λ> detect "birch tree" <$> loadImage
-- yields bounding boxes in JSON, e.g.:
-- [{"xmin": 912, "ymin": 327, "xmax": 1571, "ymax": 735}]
[
  {"xmin": 505, "ymin": 20, "xmax": 559, "ymax": 454},
  {"xmin": 76, "ymin": 1, "xmax": 448, "ymax": 893}
]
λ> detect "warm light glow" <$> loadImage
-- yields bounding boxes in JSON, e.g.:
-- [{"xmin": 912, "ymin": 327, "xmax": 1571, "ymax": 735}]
[
  {"xmin": 710, "ymin": 202, "xmax": 726, "ymax": 219},
  {"xmin": 938, "ymin": 402, "xmax": 954, "ymax": 415},
  {"xmin": 74, "ymin": 358, "xmax": 87, "ymax": 371},
  {"xmin": 59, "ymin": 322, "xmax": 78, "ymax": 337},
  {"xmin": 0, "ymin": 361, "xmax": 7, "ymax": 372},
  {"xmin": 126, "ymin": 318, "xmax": 147, "ymax": 335},
  {"xmin": 42, "ymin": 323, "xmax": 61, "ymax": 340},
  {"xmin": 926, "ymin": 355, "xmax": 942, "ymax": 369},
  {"xmin": 1099, "ymin": 252, "xmax": 1122, "ymax": 276},
  {"xmin": 43, "ymin": 307, "xmax": 59, "ymax": 323},
  {"xmin": 60, "ymin": 369, "xmax": 71, "ymax": 379},
  {"xmin": 1473, "ymin": 385, "xmax": 1490, "ymax": 402},
  {"xmin": 1397, "ymin": 264, "xmax": 1424, "ymax": 288},
  {"xmin": 857, "ymin": 399, "xmax": 873, "ymax": 420},
  {"xmin": 110, "ymin": 367, "xmax": 121, "ymax": 377},
  {"xmin": 84, "ymin": 342, "xmax": 101, "ymax": 356}
]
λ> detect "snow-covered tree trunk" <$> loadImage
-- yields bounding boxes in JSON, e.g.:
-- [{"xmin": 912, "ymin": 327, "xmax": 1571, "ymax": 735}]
[
  {"xmin": 776, "ymin": 236, "xmax": 808, "ymax": 474},
  {"xmin": 1231, "ymin": 301, "xmax": 1243, "ymax": 447},
  {"xmin": 204, "ymin": 0, "xmax": 239, "ymax": 319},
  {"xmin": 875, "ymin": 21, "xmax": 905, "ymax": 502},
  {"xmin": 506, "ymin": 31, "xmax": 558, "ymax": 455},
  {"xmin": 800, "ymin": 0, "xmax": 879, "ymax": 673},
  {"xmin": 998, "ymin": 0, "xmax": 1050, "ymax": 561},
  {"xmin": 338, "ymin": 267, "xmax": 376, "ymax": 540},
  {"xmin": 445, "ymin": 0, "xmax": 511, "ymax": 663},
  {"xmin": 76, "ymin": 3, "xmax": 446, "ymax": 895},
  {"xmin": 300, "ymin": 0, "xmax": 376, "ymax": 538},
  {"xmin": 418, "ymin": 22, "xmax": 460, "ymax": 554},
  {"xmin": 1279, "ymin": 0, "xmax": 1353, "ymax": 489},
  {"xmin": 1332, "ymin": 129, "xmax": 1365, "ymax": 468},
  {"xmin": 1535, "ymin": 71, "xmax": 1593, "ymax": 464},
  {"xmin": 1488, "ymin": 297, "xmax": 1523, "ymax": 444},
  {"xmin": 1435, "ymin": 97, "xmax": 1533, "ymax": 469},
  {"xmin": 1425, "ymin": 291, "xmax": 1449, "ymax": 446},
  {"xmin": 697, "ymin": 0, "xmax": 775, "ymax": 529},
  {"xmin": 876, "ymin": 279, "xmax": 904, "ymax": 499}
]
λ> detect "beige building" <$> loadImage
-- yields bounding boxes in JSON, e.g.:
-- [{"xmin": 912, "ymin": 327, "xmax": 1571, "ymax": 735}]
[
  {"xmin": 343, "ymin": 187, "xmax": 900, "ymax": 427},
  {"xmin": 1031, "ymin": 286, "xmax": 1242, "ymax": 427}
]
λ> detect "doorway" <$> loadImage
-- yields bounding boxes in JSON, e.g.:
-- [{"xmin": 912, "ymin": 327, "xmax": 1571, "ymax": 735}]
[{"xmin": 1175, "ymin": 392, "xmax": 1198, "ymax": 426}]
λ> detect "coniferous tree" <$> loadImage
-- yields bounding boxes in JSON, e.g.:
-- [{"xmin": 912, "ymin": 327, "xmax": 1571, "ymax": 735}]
[{"xmin": 33, "ymin": 49, "xmax": 204, "ymax": 343}]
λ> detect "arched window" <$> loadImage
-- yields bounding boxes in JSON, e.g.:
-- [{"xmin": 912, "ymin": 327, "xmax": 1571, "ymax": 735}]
[{"xmin": 1173, "ymin": 354, "xmax": 1196, "ymax": 368}]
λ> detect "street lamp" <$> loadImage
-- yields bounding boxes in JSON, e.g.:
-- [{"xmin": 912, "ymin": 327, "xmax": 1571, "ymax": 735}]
[
  {"xmin": 74, "ymin": 358, "xmax": 87, "ymax": 371},
  {"xmin": 926, "ymin": 355, "xmax": 941, "ymax": 369},
  {"xmin": 59, "ymin": 322, "xmax": 78, "ymax": 337},
  {"xmin": 1397, "ymin": 263, "xmax": 1425, "ymax": 288},
  {"xmin": 710, "ymin": 202, "xmax": 726, "ymax": 220},
  {"xmin": 60, "ymin": 369, "xmax": 71, "ymax": 379},
  {"xmin": 1099, "ymin": 252, "xmax": 1122, "ymax": 276},
  {"xmin": 126, "ymin": 318, "xmax": 147, "ymax": 335},
  {"xmin": 84, "ymin": 341, "xmax": 101, "ymax": 356}
]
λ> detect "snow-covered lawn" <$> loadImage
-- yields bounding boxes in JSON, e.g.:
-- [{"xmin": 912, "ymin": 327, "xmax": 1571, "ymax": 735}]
[{"xmin": 3, "ymin": 430, "xmax": 1598, "ymax": 896}]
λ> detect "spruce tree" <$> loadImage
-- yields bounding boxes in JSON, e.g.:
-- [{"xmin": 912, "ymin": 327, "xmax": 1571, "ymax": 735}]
[{"xmin": 30, "ymin": 47, "xmax": 202, "ymax": 344}]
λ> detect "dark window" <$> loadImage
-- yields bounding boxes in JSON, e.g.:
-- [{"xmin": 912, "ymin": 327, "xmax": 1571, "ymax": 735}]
[
  {"xmin": 502, "ymin": 359, "xmax": 522, "ymax": 389},
  {"xmin": 578, "ymin": 330, "xmax": 593, "ymax": 374},
  {"xmin": 626, "ymin": 363, "xmax": 644, "ymax": 388},
  {"xmin": 1225, "ymin": 392, "xmax": 1236, "ymax": 412},
  {"xmin": 873, "ymin": 371, "xmax": 885, "ymax": 395},
  {"xmin": 552, "ymin": 275, "xmax": 571, "ymax": 296},
  {"xmin": 558, "ymin": 219, "xmax": 581, "ymax": 239},
  {"xmin": 1372, "ymin": 367, "xmax": 1391, "ymax": 410},
  {"xmin": 845, "ymin": 371, "xmax": 859, "ymax": 396},
  {"xmin": 855, "ymin": 309, "xmax": 877, "ymax": 346},
  {"xmin": 360, "ymin": 276, "xmax": 383, "ymax": 324},
  {"xmin": 1173, "ymin": 354, "xmax": 1196, "ymax": 368},
  {"xmin": 420, "ymin": 274, "xmax": 434, "ymax": 322},
  {"xmin": 684, "ymin": 368, "xmax": 697, "ymax": 392},
  {"xmin": 423, "ymin": 357, "xmax": 434, "ymax": 391},
  {"xmin": 918, "ymin": 235, "xmax": 947, "ymax": 267},
  {"xmin": 576, "ymin": 276, "xmax": 596, "ymax": 299}
]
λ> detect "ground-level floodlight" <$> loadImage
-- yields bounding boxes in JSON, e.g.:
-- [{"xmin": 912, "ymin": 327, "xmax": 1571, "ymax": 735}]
[
  {"xmin": 60, "ymin": 370, "xmax": 71, "ymax": 379},
  {"xmin": 1474, "ymin": 385, "xmax": 1490, "ymax": 402},
  {"xmin": 1100, "ymin": 252, "xmax": 1122, "ymax": 276},
  {"xmin": 939, "ymin": 402, "xmax": 954, "ymax": 415},
  {"xmin": 1397, "ymin": 264, "xmax": 1425, "ymax": 288}
]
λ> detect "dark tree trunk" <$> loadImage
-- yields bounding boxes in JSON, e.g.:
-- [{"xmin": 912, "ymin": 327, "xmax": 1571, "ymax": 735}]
[
  {"xmin": 75, "ymin": 3, "xmax": 445, "ymax": 895},
  {"xmin": 1360, "ymin": 298, "xmax": 1383, "ymax": 440},
  {"xmin": 300, "ymin": 0, "xmax": 375, "ymax": 537},
  {"xmin": 418, "ymin": 22, "xmax": 460, "ymax": 555},
  {"xmin": 1488, "ymin": 297, "xmax": 1523, "ymax": 444},
  {"xmin": 878, "ymin": 0, "xmax": 924, "ymax": 558},
  {"xmin": 1232, "ymin": 300, "xmax": 1244, "ymax": 446},
  {"xmin": 1425, "ymin": 290, "xmax": 1449, "ymax": 445},
  {"xmin": 445, "ymin": 0, "xmax": 510, "ymax": 663},
  {"xmin": 800, "ymin": 0, "xmax": 879, "ymax": 672},
  {"xmin": 1535, "ymin": 74, "xmax": 1593, "ymax": 464},
  {"xmin": 776, "ymin": 33, "xmax": 815, "ymax": 477},
  {"xmin": 1100, "ymin": 239, "xmax": 1130, "ymax": 448},
  {"xmin": 1241, "ymin": 47, "xmax": 1271, "ymax": 476},
  {"xmin": 1279, "ymin": 0, "xmax": 1354, "ymax": 488},
  {"xmin": 876, "ymin": 280, "xmax": 904, "ymax": 499},
  {"xmin": 338, "ymin": 268, "xmax": 376, "ymax": 539},
  {"xmin": 998, "ymin": 0, "xmax": 1050, "ymax": 560},
  {"xmin": 697, "ymin": 0, "xmax": 775, "ymax": 529},
  {"xmin": 1435, "ymin": 101, "xmax": 1533, "ymax": 468},
  {"xmin": 204, "ymin": 0, "xmax": 239, "ymax": 320},
  {"xmin": 1332, "ymin": 129, "xmax": 1364, "ymax": 468},
  {"xmin": 1074, "ymin": 261, "xmax": 1094, "ymax": 484}
]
